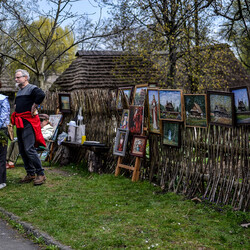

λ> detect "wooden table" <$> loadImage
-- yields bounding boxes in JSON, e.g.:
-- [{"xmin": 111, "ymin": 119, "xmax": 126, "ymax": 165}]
[{"xmin": 61, "ymin": 141, "xmax": 110, "ymax": 173}]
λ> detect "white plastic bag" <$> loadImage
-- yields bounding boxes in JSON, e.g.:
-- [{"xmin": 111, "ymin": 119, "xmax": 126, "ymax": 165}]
[{"xmin": 75, "ymin": 124, "xmax": 85, "ymax": 143}]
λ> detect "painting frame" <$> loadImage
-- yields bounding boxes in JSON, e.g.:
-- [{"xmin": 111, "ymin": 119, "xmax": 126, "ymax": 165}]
[
  {"xmin": 113, "ymin": 128, "xmax": 129, "ymax": 157},
  {"xmin": 162, "ymin": 121, "xmax": 181, "ymax": 148},
  {"xmin": 207, "ymin": 91, "xmax": 235, "ymax": 127},
  {"xmin": 116, "ymin": 86, "xmax": 134, "ymax": 110},
  {"xmin": 147, "ymin": 88, "xmax": 161, "ymax": 134},
  {"xmin": 119, "ymin": 109, "xmax": 130, "ymax": 129},
  {"xmin": 129, "ymin": 105, "xmax": 144, "ymax": 135},
  {"xmin": 132, "ymin": 84, "xmax": 148, "ymax": 106},
  {"xmin": 130, "ymin": 135, "xmax": 147, "ymax": 158},
  {"xmin": 159, "ymin": 89, "xmax": 183, "ymax": 122},
  {"xmin": 184, "ymin": 94, "xmax": 208, "ymax": 128},
  {"xmin": 229, "ymin": 86, "xmax": 250, "ymax": 125},
  {"xmin": 58, "ymin": 93, "xmax": 71, "ymax": 113}
]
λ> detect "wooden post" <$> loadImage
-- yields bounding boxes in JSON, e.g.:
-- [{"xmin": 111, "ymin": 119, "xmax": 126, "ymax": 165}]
[
  {"xmin": 132, "ymin": 157, "xmax": 141, "ymax": 182},
  {"xmin": 115, "ymin": 156, "xmax": 141, "ymax": 182},
  {"xmin": 115, "ymin": 156, "xmax": 123, "ymax": 176}
]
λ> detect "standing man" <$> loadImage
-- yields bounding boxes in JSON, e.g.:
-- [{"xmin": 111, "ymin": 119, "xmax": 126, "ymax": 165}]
[
  {"xmin": 0, "ymin": 84, "xmax": 10, "ymax": 189},
  {"xmin": 11, "ymin": 69, "xmax": 46, "ymax": 185}
]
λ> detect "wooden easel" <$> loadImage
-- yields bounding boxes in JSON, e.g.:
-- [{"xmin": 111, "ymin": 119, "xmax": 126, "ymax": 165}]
[
  {"xmin": 115, "ymin": 127, "xmax": 147, "ymax": 182},
  {"xmin": 115, "ymin": 155, "xmax": 141, "ymax": 182}
]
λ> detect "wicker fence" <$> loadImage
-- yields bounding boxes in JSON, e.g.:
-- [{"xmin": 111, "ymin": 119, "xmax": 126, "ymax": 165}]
[{"xmin": 43, "ymin": 90, "xmax": 249, "ymax": 211}]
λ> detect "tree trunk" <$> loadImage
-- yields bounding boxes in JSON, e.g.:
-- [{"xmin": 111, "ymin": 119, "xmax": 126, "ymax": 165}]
[{"xmin": 167, "ymin": 41, "xmax": 177, "ymax": 88}]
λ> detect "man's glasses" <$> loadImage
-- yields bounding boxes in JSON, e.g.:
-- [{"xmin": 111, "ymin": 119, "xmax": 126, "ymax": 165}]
[{"xmin": 15, "ymin": 76, "xmax": 24, "ymax": 79}]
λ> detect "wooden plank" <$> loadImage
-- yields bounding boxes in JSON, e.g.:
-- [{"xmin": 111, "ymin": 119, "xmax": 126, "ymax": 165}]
[{"xmin": 118, "ymin": 164, "xmax": 135, "ymax": 171}]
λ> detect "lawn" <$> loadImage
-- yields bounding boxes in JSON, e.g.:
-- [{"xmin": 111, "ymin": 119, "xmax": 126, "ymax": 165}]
[{"xmin": 0, "ymin": 163, "xmax": 249, "ymax": 249}]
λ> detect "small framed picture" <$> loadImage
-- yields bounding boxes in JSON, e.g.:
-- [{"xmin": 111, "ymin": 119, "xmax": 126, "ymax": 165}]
[
  {"xmin": 129, "ymin": 105, "xmax": 144, "ymax": 134},
  {"xmin": 230, "ymin": 86, "xmax": 250, "ymax": 125},
  {"xmin": 132, "ymin": 84, "xmax": 148, "ymax": 106},
  {"xmin": 207, "ymin": 91, "xmax": 235, "ymax": 127},
  {"xmin": 108, "ymin": 88, "xmax": 117, "ymax": 110},
  {"xmin": 159, "ymin": 89, "xmax": 183, "ymax": 121},
  {"xmin": 113, "ymin": 128, "xmax": 129, "ymax": 157},
  {"xmin": 131, "ymin": 135, "xmax": 147, "ymax": 158},
  {"xmin": 116, "ymin": 86, "xmax": 133, "ymax": 110},
  {"xmin": 184, "ymin": 94, "xmax": 208, "ymax": 128},
  {"xmin": 147, "ymin": 88, "xmax": 161, "ymax": 134},
  {"xmin": 58, "ymin": 93, "xmax": 71, "ymax": 113},
  {"xmin": 120, "ymin": 109, "xmax": 130, "ymax": 129},
  {"xmin": 162, "ymin": 121, "xmax": 181, "ymax": 147}
]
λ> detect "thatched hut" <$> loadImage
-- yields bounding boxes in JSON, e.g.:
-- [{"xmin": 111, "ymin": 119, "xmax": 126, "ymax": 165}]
[
  {"xmin": 50, "ymin": 50, "xmax": 157, "ymax": 92},
  {"xmin": 0, "ymin": 71, "xmax": 16, "ymax": 111}
]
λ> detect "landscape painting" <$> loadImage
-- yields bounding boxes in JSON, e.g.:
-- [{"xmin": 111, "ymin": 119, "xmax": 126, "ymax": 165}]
[
  {"xmin": 184, "ymin": 94, "xmax": 207, "ymax": 128},
  {"xmin": 159, "ymin": 89, "xmax": 183, "ymax": 121},
  {"xmin": 133, "ymin": 84, "xmax": 148, "ymax": 106},
  {"xmin": 162, "ymin": 121, "xmax": 181, "ymax": 147},
  {"xmin": 147, "ymin": 88, "xmax": 161, "ymax": 134},
  {"xmin": 230, "ymin": 86, "xmax": 250, "ymax": 125},
  {"xmin": 207, "ymin": 91, "xmax": 235, "ymax": 127},
  {"xmin": 116, "ymin": 87, "xmax": 133, "ymax": 110}
]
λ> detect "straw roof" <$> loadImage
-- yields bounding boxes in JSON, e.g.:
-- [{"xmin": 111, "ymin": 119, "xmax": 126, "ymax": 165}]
[
  {"xmin": 50, "ymin": 51, "xmax": 157, "ymax": 92},
  {"xmin": 0, "ymin": 71, "xmax": 15, "ymax": 93},
  {"xmin": 50, "ymin": 45, "xmax": 250, "ymax": 93}
]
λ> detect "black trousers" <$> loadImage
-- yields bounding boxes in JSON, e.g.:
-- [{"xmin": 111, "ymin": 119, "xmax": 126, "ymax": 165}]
[
  {"xmin": 17, "ymin": 120, "xmax": 44, "ymax": 176},
  {"xmin": 0, "ymin": 128, "xmax": 7, "ymax": 184}
]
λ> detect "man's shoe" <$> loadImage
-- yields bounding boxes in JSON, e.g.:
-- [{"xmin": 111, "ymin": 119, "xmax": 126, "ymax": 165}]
[
  {"xmin": 19, "ymin": 175, "xmax": 36, "ymax": 183},
  {"xmin": 34, "ymin": 175, "xmax": 46, "ymax": 186},
  {"xmin": 6, "ymin": 163, "xmax": 15, "ymax": 169},
  {"xmin": 0, "ymin": 183, "xmax": 6, "ymax": 189}
]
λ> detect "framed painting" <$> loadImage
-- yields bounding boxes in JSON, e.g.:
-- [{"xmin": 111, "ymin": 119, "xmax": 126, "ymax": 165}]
[
  {"xmin": 230, "ymin": 86, "xmax": 250, "ymax": 125},
  {"xmin": 147, "ymin": 88, "xmax": 161, "ymax": 134},
  {"xmin": 58, "ymin": 93, "xmax": 71, "ymax": 113},
  {"xmin": 162, "ymin": 121, "xmax": 181, "ymax": 147},
  {"xmin": 129, "ymin": 105, "xmax": 144, "ymax": 134},
  {"xmin": 108, "ymin": 88, "xmax": 118, "ymax": 110},
  {"xmin": 116, "ymin": 86, "xmax": 133, "ymax": 110},
  {"xmin": 184, "ymin": 94, "xmax": 208, "ymax": 128},
  {"xmin": 113, "ymin": 128, "xmax": 129, "ymax": 157},
  {"xmin": 131, "ymin": 135, "xmax": 147, "ymax": 158},
  {"xmin": 207, "ymin": 91, "xmax": 235, "ymax": 127},
  {"xmin": 159, "ymin": 89, "xmax": 183, "ymax": 121},
  {"xmin": 132, "ymin": 84, "xmax": 148, "ymax": 106},
  {"xmin": 120, "ymin": 109, "xmax": 130, "ymax": 129}
]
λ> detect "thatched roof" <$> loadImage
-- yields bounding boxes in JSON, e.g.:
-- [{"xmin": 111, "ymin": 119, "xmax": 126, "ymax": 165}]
[
  {"xmin": 50, "ymin": 51, "xmax": 157, "ymax": 92},
  {"xmin": 0, "ymin": 71, "xmax": 15, "ymax": 93},
  {"xmin": 50, "ymin": 45, "xmax": 250, "ymax": 93},
  {"xmin": 176, "ymin": 44, "xmax": 250, "ymax": 91}
]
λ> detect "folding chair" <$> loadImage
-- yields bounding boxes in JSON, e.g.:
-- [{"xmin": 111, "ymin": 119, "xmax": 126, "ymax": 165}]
[
  {"xmin": 15, "ymin": 114, "xmax": 63, "ymax": 166},
  {"xmin": 38, "ymin": 114, "xmax": 63, "ymax": 165}
]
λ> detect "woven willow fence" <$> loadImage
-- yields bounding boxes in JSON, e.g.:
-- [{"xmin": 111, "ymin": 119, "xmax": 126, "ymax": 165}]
[{"xmin": 43, "ymin": 90, "xmax": 249, "ymax": 211}]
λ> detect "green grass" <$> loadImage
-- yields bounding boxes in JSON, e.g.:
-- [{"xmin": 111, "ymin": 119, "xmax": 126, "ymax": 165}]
[{"xmin": 0, "ymin": 164, "xmax": 249, "ymax": 249}]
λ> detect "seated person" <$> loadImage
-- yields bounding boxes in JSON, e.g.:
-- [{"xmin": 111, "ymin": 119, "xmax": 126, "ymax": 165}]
[{"xmin": 6, "ymin": 114, "xmax": 54, "ymax": 169}]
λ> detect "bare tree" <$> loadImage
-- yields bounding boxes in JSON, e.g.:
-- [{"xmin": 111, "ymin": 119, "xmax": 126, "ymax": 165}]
[
  {"xmin": 100, "ymin": 0, "xmax": 214, "ymax": 88},
  {"xmin": 0, "ymin": 0, "xmax": 124, "ymax": 89},
  {"xmin": 212, "ymin": 0, "xmax": 250, "ymax": 71}
]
